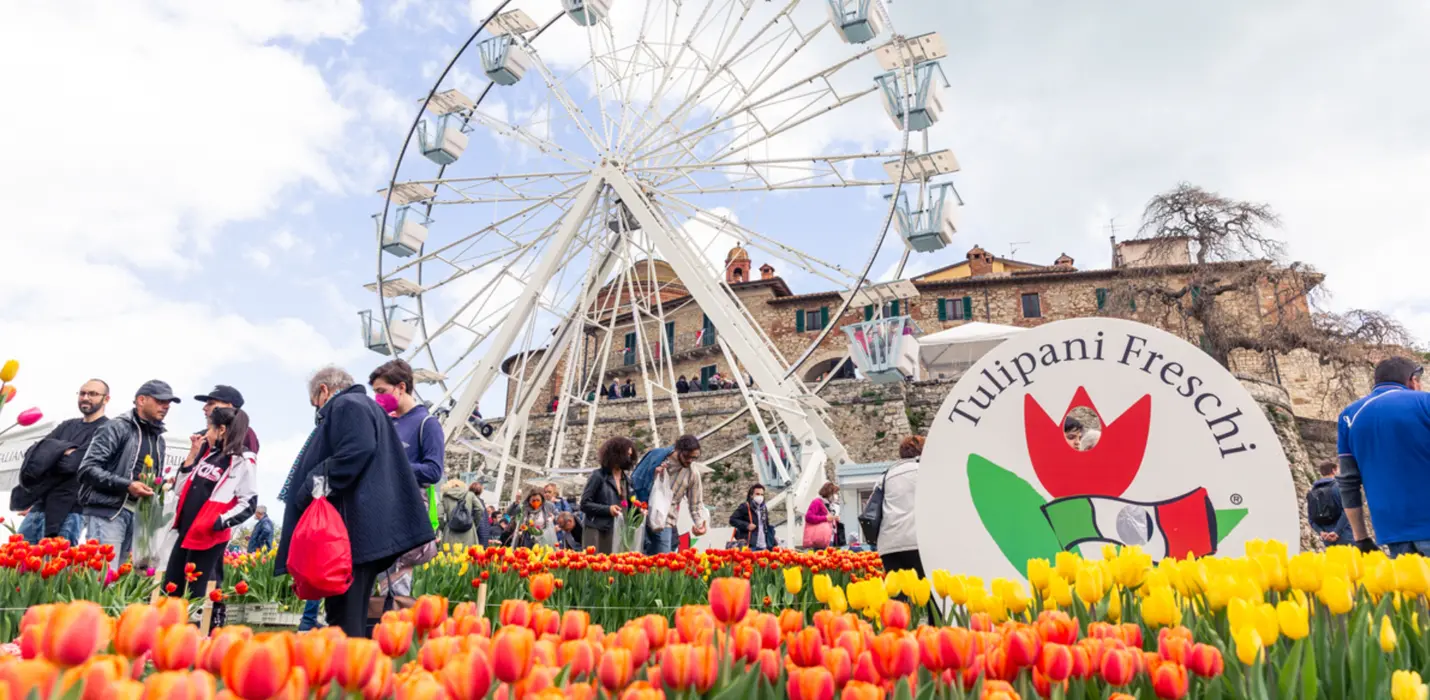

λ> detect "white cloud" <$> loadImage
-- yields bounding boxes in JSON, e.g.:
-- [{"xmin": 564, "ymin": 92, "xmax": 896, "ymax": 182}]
[{"xmin": 244, "ymin": 249, "xmax": 274, "ymax": 269}]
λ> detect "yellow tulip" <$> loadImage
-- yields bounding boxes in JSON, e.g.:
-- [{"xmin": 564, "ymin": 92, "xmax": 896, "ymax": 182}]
[
  {"xmin": 907, "ymin": 576, "xmax": 932, "ymax": 608},
  {"xmin": 1112, "ymin": 547, "xmax": 1152, "ymax": 589},
  {"xmin": 828, "ymin": 587, "xmax": 847, "ymax": 614},
  {"xmin": 784, "ymin": 567, "xmax": 803, "ymax": 596},
  {"xmin": 1027, "ymin": 558, "xmax": 1053, "ymax": 591},
  {"xmin": 1075, "ymin": 562, "xmax": 1106, "ymax": 608},
  {"xmin": 931, "ymin": 570, "xmax": 953, "ymax": 600},
  {"xmin": 1395, "ymin": 556, "xmax": 1430, "ymax": 597},
  {"xmin": 847, "ymin": 581, "xmax": 868, "ymax": 611},
  {"xmin": 1055, "ymin": 551, "xmax": 1080, "ymax": 582},
  {"xmin": 884, "ymin": 571, "xmax": 903, "ymax": 598},
  {"xmin": 144, "ymin": 455, "xmax": 154, "ymax": 469},
  {"xmin": 1139, "ymin": 586, "xmax": 1182, "ymax": 628},
  {"xmin": 1255, "ymin": 554, "xmax": 1289, "ymax": 593},
  {"xmin": 1391, "ymin": 670, "xmax": 1429, "ymax": 700},
  {"xmin": 812, "ymin": 574, "xmax": 833, "ymax": 604},
  {"xmin": 1276, "ymin": 600, "xmax": 1310, "ymax": 640},
  {"xmin": 1233, "ymin": 625, "xmax": 1263, "ymax": 666},
  {"xmin": 0, "ymin": 359, "xmax": 17, "ymax": 382},
  {"xmin": 1288, "ymin": 553, "xmax": 1325, "ymax": 593},
  {"xmin": 1106, "ymin": 585, "xmax": 1123, "ymax": 623},
  {"xmin": 1047, "ymin": 574, "xmax": 1073, "ymax": 609},
  {"xmin": 1381, "ymin": 615, "xmax": 1399, "ymax": 653},
  {"xmin": 1318, "ymin": 575, "xmax": 1355, "ymax": 615}
]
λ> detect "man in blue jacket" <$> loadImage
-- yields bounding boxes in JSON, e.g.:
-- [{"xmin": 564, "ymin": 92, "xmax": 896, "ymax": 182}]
[
  {"xmin": 275, "ymin": 366, "xmax": 433, "ymax": 638},
  {"xmin": 1337, "ymin": 356, "xmax": 1430, "ymax": 557}
]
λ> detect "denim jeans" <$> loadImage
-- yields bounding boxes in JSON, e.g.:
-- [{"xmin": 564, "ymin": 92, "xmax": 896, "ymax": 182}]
[
  {"xmin": 299, "ymin": 600, "xmax": 323, "ymax": 631},
  {"xmin": 1386, "ymin": 540, "xmax": 1430, "ymax": 558},
  {"xmin": 84, "ymin": 510, "xmax": 135, "ymax": 571},
  {"xmin": 643, "ymin": 524, "xmax": 676, "ymax": 555},
  {"xmin": 20, "ymin": 512, "xmax": 84, "ymax": 545}
]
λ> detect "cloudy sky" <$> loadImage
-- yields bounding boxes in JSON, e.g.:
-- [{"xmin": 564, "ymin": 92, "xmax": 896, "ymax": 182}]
[{"xmin": 2, "ymin": 0, "xmax": 1425, "ymax": 523}]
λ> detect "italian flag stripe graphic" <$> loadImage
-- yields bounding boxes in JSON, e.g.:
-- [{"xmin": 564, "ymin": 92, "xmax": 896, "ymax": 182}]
[{"xmin": 1041, "ymin": 487, "xmax": 1217, "ymax": 559}]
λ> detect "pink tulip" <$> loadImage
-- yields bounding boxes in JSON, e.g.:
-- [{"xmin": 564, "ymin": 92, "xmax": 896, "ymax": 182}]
[{"xmin": 16, "ymin": 408, "xmax": 42, "ymax": 427}]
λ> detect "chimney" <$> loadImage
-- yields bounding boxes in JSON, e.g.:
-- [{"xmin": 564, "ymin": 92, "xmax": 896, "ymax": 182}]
[
  {"xmin": 966, "ymin": 245, "xmax": 993, "ymax": 277},
  {"xmin": 760, "ymin": 263, "xmax": 775, "ymax": 280},
  {"xmin": 1053, "ymin": 253, "xmax": 1075, "ymax": 270}
]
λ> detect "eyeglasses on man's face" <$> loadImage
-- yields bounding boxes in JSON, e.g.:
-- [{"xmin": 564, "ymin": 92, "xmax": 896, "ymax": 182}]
[{"xmin": 78, "ymin": 391, "xmax": 107, "ymax": 399}]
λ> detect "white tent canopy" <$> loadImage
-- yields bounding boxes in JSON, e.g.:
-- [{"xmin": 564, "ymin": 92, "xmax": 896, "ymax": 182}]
[{"xmin": 918, "ymin": 322, "xmax": 1026, "ymax": 378}]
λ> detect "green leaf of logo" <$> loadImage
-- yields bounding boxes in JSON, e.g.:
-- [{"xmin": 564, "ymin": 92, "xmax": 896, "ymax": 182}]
[{"xmin": 968, "ymin": 453, "xmax": 1065, "ymax": 575}]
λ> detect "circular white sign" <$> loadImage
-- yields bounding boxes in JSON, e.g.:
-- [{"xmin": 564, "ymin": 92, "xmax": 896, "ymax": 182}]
[{"xmin": 916, "ymin": 318, "xmax": 1299, "ymax": 583}]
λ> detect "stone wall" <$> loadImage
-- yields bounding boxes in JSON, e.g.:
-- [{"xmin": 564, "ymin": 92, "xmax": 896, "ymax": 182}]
[{"xmin": 1238, "ymin": 376, "xmax": 1320, "ymax": 553}]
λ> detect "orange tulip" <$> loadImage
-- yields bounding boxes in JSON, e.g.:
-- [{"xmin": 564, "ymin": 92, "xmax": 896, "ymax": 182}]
[
  {"xmin": 155, "ymin": 598, "xmax": 189, "ymax": 628},
  {"xmin": 638, "ymin": 615, "xmax": 669, "ymax": 650},
  {"xmin": 1037, "ymin": 643, "xmax": 1074, "ymax": 682},
  {"xmin": 19, "ymin": 624, "xmax": 43, "ymax": 661},
  {"xmin": 655, "ymin": 643, "xmax": 693, "ymax": 691},
  {"xmin": 1109, "ymin": 694, "xmax": 1137, "ymax": 700},
  {"xmin": 529, "ymin": 573, "xmax": 556, "ymax": 603},
  {"xmin": 936, "ymin": 627, "xmax": 975, "ymax": 671},
  {"xmin": 20, "ymin": 604, "xmax": 56, "ymax": 636},
  {"xmin": 335, "ymin": 639, "xmax": 384, "ymax": 691},
  {"xmin": 270, "ymin": 667, "xmax": 309, "ymax": 700},
  {"xmin": 1186, "ymin": 643, "xmax": 1224, "ymax": 679},
  {"xmin": 789, "ymin": 627, "xmax": 825, "ymax": 668},
  {"xmin": 618, "ymin": 681, "xmax": 666, "ymax": 700},
  {"xmin": 870, "ymin": 632, "xmax": 917, "ymax": 680},
  {"xmin": 708, "ymin": 578, "xmax": 751, "ymax": 625},
  {"xmin": 420, "ymin": 637, "xmax": 465, "ymax": 673},
  {"xmin": 1035, "ymin": 611, "xmax": 1078, "ymax": 645},
  {"xmin": 376, "ymin": 620, "xmax": 415, "ymax": 658},
  {"xmin": 558, "ymin": 640, "xmax": 598, "ymax": 679},
  {"xmin": 559, "ymin": 610, "xmax": 590, "ymax": 642},
  {"xmin": 598, "ymin": 647, "xmax": 634, "ymax": 692},
  {"xmin": 1003, "ymin": 627, "xmax": 1040, "ymax": 669},
  {"xmin": 0, "ymin": 658, "xmax": 59, "ymax": 698},
  {"xmin": 779, "ymin": 609, "xmax": 805, "ymax": 637},
  {"xmin": 221, "ymin": 634, "xmax": 293, "ymax": 700},
  {"xmin": 879, "ymin": 601, "xmax": 910, "ymax": 632},
  {"xmin": 730, "ymin": 624, "xmax": 762, "ymax": 664},
  {"xmin": 500, "ymin": 600, "xmax": 533, "ymax": 629},
  {"xmin": 1157, "ymin": 627, "xmax": 1193, "ymax": 665},
  {"xmin": 983, "ymin": 646, "xmax": 1014, "ymax": 683},
  {"xmin": 1032, "ymin": 669, "xmax": 1065, "ymax": 700},
  {"xmin": 152, "ymin": 624, "xmax": 200, "ymax": 672},
  {"xmin": 1151, "ymin": 662, "xmax": 1189, "ymax": 700},
  {"xmin": 788, "ymin": 666, "xmax": 836, "ymax": 700},
  {"xmin": 396, "ymin": 671, "xmax": 446, "ymax": 700},
  {"xmin": 615, "ymin": 624, "xmax": 652, "ymax": 667},
  {"xmin": 58, "ymin": 656, "xmax": 128, "ymax": 700},
  {"xmin": 688, "ymin": 645, "xmax": 719, "ymax": 694},
  {"xmin": 140, "ymin": 670, "xmax": 217, "ymax": 700},
  {"xmin": 674, "ymin": 606, "xmax": 716, "ymax": 644},
  {"xmin": 840, "ymin": 680, "xmax": 885, "ymax": 700},
  {"xmin": 361, "ymin": 656, "xmax": 394, "ymax": 700},
  {"xmin": 851, "ymin": 651, "xmax": 880, "ymax": 685},
  {"xmin": 492, "ymin": 626, "xmax": 536, "ymax": 684},
  {"xmin": 101, "ymin": 679, "xmax": 146, "ymax": 700},
  {"xmin": 835, "ymin": 629, "xmax": 866, "ymax": 662},
  {"xmin": 754, "ymin": 648, "xmax": 781, "ymax": 685},
  {"xmin": 439, "ymin": 647, "xmax": 494, "ymax": 700},
  {"xmin": 114, "ymin": 605, "xmax": 161, "ymax": 660},
  {"xmin": 41, "ymin": 601, "xmax": 111, "ymax": 667},
  {"xmin": 532, "ymin": 608, "xmax": 560, "ymax": 637},
  {"xmin": 980, "ymin": 680, "xmax": 1019, "ymax": 700},
  {"xmin": 822, "ymin": 646, "xmax": 852, "ymax": 687},
  {"xmin": 412, "ymin": 596, "xmax": 449, "ymax": 636},
  {"xmin": 1069, "ymin": 644, "xmax": 1093, "ymax": 680},
  {"xmin": 292, "ymin": 633, "xmax": 337, "ymax": 688},
  {"xmin": 1099, "ymin": 648, "xmax": 1137, "ymax": 687}
]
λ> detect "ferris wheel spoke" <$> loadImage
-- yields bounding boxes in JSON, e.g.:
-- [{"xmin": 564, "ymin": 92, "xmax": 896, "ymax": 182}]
[
  {"xmin": 638, "ymin": 151, "xmax": 904, "ymax": 193},
  {"xmin": 512, "ymin": 37, "xmax": 608, "ymax": 155},
  {"xmin": 461, "ymin": 107, "xmax": 593, "ymax": 168}
]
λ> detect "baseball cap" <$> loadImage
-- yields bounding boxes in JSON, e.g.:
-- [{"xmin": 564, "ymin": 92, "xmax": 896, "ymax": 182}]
[
  {"xmin": 194, "ymin": 384, "xmax": 245, "ymax": 409},
  {"xmin": 136, "ymin": 380, "xmax": 181, "ymax": 403}
]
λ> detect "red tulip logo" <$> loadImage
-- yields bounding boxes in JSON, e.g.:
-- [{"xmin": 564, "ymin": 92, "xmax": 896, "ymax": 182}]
[{"xmin": 1024, "ymin": 388, "xmax": 1150, "ymax": 499}]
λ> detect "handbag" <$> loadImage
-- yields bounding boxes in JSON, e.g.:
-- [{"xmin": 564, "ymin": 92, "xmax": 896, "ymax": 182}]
[
  {"xmin": 288, "ymin": 475, "xmax": 354, "ymax": 600},
  {"xmin": 858, "ymin": 467, "xmax": 892, "ymax": 550}
]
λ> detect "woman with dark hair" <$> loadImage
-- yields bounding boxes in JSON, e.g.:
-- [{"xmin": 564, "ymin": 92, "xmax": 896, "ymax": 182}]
[
  {"xmin": 729, "ymin": 484, "xmax": 776, "ymax": 550},
  {"xmin": 166, "ymin": 407, "xmax": 258, "ymax": 600},
  {"xmin": 507, "ymin": 487, "xmax": 559, "ymax": 548},
  {"xmin": 580, "ymin": 436, "xmax": 637, "ymax": 553},
  {"xmin": 802, "ymin": 481, "xmax": 839, "ymax": 549}
]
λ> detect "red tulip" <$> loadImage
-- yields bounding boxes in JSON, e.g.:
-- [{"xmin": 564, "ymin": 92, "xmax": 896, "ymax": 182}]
[
  {"xmin": 440, "ymin": 648, "xmax": 495, "ymax": 700},
  {"xmin": 879, "ymin": 601, "xmax": 910, "ymax": 632},
  {"xmin": 787, "ymin": 666, "xmax": 836, "ymax": 700},
  {"xmin": 412, "ymin": 595, "xmax": 448, "ymax": 635},
  {"xmin": 41, "ymin": 601, "xmax": 111, "ymax": 666},
  {"xmin": 57, "ymin": 655, "xmax": 128, "ymax": 700},
  {"xmin": 18, "ymin": 624, "xmax": 42, "ymax": 661},
  {"xmin": 114, "ymin": 604, "xmax": 161, "ymax": 659},
  {"xmin": 851, "ymin": 651, "xmax": 880, "ymax": 685},
  {"xmin": 362, "ymin": 656, "xmax": 394, "ymax": 700},
  {"xmin": 1069, "ymin": 644, "xmax": 1093, "ymax": 680},
  {"xmin": 1152, "ymin": 662, "xmax": 1190, "ymax": 699},
  {"xmin": 732, "ymin": 624, "xmax": 763, "ymax": 663},
  {"xmin": 152, "ymin": 624, "xmax": 200, "ymax": 672},
  {"xmin": 561, "ymin": 610, "xmax": 590, "ymax": 641},
  {"xmin": 708, "ymin": 578, "xmax": 751, "ymax": 625},
  {"xmin": 789, "ymin": 627, "xmax": 825, "ymax": 668},
  {"xmin": 779, "ymin": 609, "xmax": 806, "ymax": 637},
  {"xmin": 16, "ymin": 407, "xmax": 42, "ymax": 427},
  {"xmin": 558, "ymin": 640, "xmax": 598, "ymax": 680},
  {"xmin": 292, "ymin": 633, "xmax": 337, "ymax": 687},
  {"xmin": 221, "ymin": 634, "xmax": 293, "ymax": 700},
  {"xmin": 638, "ymin": 614, "xmax": 669, "ymax": 650},
  {"xmin": 656, "ymin": 644, "xmax": 693, "ymax": 691},
  {"xmin": 1186, "ymin": 643, "xmax": 1224, "ymax": 679},
  {"xmin": 532, "ymin": 607, "xmax": 560, "ymax": 637},
  {"xmin": 822, "ymin": 646, "xmax": 852, "ymax": 688},
  {"xmin": 689, "ymin": 645, "xmax": 719, "ymax": 694},
  {"xmin": 1099, "ymin": 648, "xmax": 1137, "ymax": 687},
  {"xmin": 839, "ymin": 680, "xmax": 885, "ymax": 700},
  {"xmin": 140, "ymin": 670, "xmax": 217, "ymax": 700},
  {"xmin": 0, "ymin": 658, "xmax": 59, "ymax": 698},
  {"xmin": 618, "ymin": 681, "xmax": 666, "ymax": 700},
  {"xmin": 1003, "ymin": 626, "xmax": 1041, "ymax": 669},
  {"xmin": 376, "ymin": 620, "xmax": 415, "ymax": 658},
  {"xmin": 335, "ymin": 638, "xmax": 383, "ymax": 691},
  {"xmin": 754, "ymin": 648, "xmax": 781, "ymax": 685},
  {"xmin": 499, "ymin": 599, "xmax": 533, "ymax": 628},
  {"xmin": 419, "ymin": 637, "xmax": 464, "ymax": 673},
  {"xmin": 870, "ymin": 632, "xmax": 917, "ymax": 680},
  {"xmin": 936, "ymin": 628, "xmax": 975, "ymax": 671},
  {"xmin": 155, "ymin": 598, "xmax": 188, "ymax": 627},
  {"xmin": 1038, "ymin": 643, "xmax": 1074, "ymax": 682},
  {"xmin": 598, "ymin": 647, "xmax": 634, "ymax": 692},
  {"xmin": 492, "ymin": 626, "xmax": 535, "ymax": 684},
  {"xmin": 1035, "ymin": 610, "xmax": 1079, "ymax": 645},
  {"xmin": 529, "ymin": 573, "xmax": 555, "ymax": 602}
]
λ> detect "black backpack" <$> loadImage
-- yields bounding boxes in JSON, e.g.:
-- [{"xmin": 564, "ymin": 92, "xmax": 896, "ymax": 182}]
[
  {"xmin": 446, "ymin": 498, "xmax": 475, "ymax": 534},
  {"xmin": 858, "ymin": 468, "xmax": 891, "ymax": 549},
  {"xmin": 1307, "ymin": 482, "xmax": 1340, "ymax": 527}
]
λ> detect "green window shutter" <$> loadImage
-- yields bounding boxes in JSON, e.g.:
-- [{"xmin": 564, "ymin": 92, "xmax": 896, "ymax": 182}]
[
  {"xmin": 1096, "ymin": 288, "xmax": 1108, "ymax": 310},
  {"xmin": 1129, "ymin": 296, "xmax": 1137, "ymax": 312},
  {"xmin": 820, "ymin": 306, "xmax": 830, "ymax": 329},
  {"xmin": 937, "ymin": 299, "xmax": 947, "ymax": 322},
  {"xmin": 624, "ymin": 332, "xmax": 636, "ymax": 350},
  {"xmin": 864, "ymin": 305, "xmax": 873, "ymax": 322},
  {"xmin": 1190, "ymin": 286, "xmax": 1202, "ymax": 302},
  {"xmin": 796, "ymin": 310, "xmax": 805, "ymax": 333},
  {"xmin": 962, "ymin": 296, "xmax": 973, "ymax": 320},
  {"xmin": 665, "ymin": 322, "xmax": 675, "ymax": 347}
]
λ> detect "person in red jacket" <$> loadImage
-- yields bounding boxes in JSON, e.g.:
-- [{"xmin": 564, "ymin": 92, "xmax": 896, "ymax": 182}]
[{"xmin": 166, "ymin": 407, "xmax": 257, "ymax": 599}]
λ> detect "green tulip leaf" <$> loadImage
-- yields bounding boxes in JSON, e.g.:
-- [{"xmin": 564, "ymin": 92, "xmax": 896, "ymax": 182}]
[{"xmin": 967, "ymin": 453, "xmax": 1064, "ymax": 576}]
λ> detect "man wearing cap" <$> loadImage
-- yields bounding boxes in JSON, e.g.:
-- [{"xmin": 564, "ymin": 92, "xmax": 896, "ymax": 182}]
[
  {"xmin": 78, "ymin": 379, "xmax": 177, "ymax": 569},
  {"xmin": 182, "ymin": 385, "xmax": 261, "ymax": 470}
]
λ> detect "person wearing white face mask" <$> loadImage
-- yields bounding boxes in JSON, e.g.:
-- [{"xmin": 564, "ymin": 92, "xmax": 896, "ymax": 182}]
[
  {"xmin": 729, "ymin": 484, "xmax": 776, "ymax": 550},
  {"xmin": 802, "ymin": 482, "xmax": 839, "ymax": 549}
]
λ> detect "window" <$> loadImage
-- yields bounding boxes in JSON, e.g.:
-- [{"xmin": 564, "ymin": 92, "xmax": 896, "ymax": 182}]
[
  {"xmin": 701, "ymin": 315, "xmax": 715, "ymax": 346},
  {"xmin": 700, "ymin": 364, "xmax": 717, "ymax": 390},
  {"xmin": 938, "ymin": 297, "xmax": 970, "ymax": 321},
  {"xmin": 1095, "ymin": 288, "xmax": 1108, "ymax": 310},
  {"xmin": 1021, "ymin": 293, "xmax": 1042, "ymax": 319},
  {"xmin": 799, "ymin": 307, "xmax": 829, "ymax": 332},
  {"xmin": 665, "ymin": 321, "xmax": 675, "ymax": 349},
  {"xmin": 882, "ymin": 300, "xmax": 901, "ymax": 318},
  {"xmin": 623, "ymin": 332, "xmax": 637, "ymax": 366}
]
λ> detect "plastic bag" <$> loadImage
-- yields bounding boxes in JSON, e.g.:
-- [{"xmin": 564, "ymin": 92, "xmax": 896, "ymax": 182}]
[
  {"xmin": 288, "ymin": 476, "xmax": 353, "ymax": 600},
  {"xmin": 647, "ymin": 473, "xmax": 674, "ymax": 530}
]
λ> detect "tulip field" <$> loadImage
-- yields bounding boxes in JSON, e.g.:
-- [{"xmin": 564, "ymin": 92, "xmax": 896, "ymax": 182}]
[{"xmin": 6, "ymin": 535, "xmax": 1430, "ymax": 699}]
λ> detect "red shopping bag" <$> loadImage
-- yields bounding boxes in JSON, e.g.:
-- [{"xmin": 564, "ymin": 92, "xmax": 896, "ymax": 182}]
[{"xmin": 287, "ymin": 494, "xmax": 353, "ymax": 600}]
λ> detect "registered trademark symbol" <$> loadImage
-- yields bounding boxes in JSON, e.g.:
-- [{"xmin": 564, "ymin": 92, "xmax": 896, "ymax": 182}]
[{"xmin": 1230, "ymin": 494, "xmax": 1243, "ymax": 505}]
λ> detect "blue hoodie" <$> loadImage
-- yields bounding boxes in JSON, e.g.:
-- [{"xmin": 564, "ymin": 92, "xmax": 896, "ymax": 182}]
[{"xmin": 1308, "ymin": 477, "xmax": 1354, "ymax": 548}]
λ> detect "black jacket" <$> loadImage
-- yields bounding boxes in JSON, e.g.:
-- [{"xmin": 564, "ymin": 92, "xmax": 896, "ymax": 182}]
[
  {"xmin": 729, "ymin": 500, "xmax": 777, "ymax": 549},
  {"xmin": 579, "ymin": 468, "xmax": 633, "ymax": 533},
  {"xmin": 77, "ymin": 411, "xmax": 166, "ymax": 518},
  {"xmin": 274, "ymin": 385, "xmax": 434, "ymax": 573}
]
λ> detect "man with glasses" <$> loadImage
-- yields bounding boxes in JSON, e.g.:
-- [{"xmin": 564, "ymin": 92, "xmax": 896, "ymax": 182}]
[
  {"xmin": 1337, "ymin": 357, "xmax": 1430, "ymax": 557},
  {"xmin": 77, "ymin": 380, "xmax": 177, "ymax": 570},
  {"xmin": 14, "ymin": 379, "xmax": 112, "ymax": 544}
]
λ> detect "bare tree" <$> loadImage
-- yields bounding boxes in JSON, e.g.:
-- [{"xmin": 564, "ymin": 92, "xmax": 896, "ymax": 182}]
[{"xmin": 1105, "ymin": 183, "xmax": 1414, "ymax": 401}]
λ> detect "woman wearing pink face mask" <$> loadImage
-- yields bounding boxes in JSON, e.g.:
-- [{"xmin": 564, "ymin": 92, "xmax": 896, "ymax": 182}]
[{"xmin": 374, "ymin": 392, "xmax": 399, "ymax": 417}]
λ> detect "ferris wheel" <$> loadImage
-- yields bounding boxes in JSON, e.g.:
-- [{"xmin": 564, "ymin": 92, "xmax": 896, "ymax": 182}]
[{"xmin": 363, "ymin": 0, "xmax": 960, "ymax": 539}]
